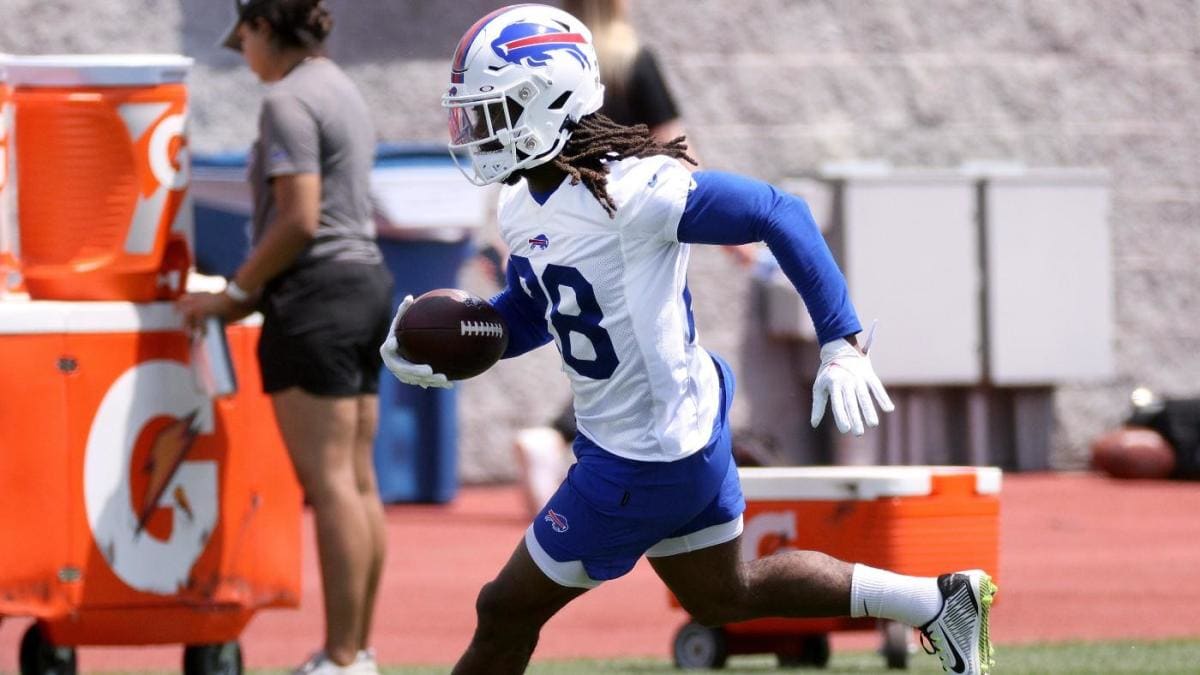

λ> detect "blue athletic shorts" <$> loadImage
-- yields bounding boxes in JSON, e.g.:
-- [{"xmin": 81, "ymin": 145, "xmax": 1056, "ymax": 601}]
[{"xmin": 526, "ymin": 355, "xmax": 746, "ymax": 588}]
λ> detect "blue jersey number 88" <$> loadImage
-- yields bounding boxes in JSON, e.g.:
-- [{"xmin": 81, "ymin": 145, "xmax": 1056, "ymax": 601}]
[{"xmin": 509, "ymin": 255, "xmax": 619, "ymax": 379}]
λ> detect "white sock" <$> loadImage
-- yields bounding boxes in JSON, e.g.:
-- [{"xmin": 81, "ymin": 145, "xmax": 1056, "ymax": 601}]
[{"xmin": 850, "ymin": 563, "xmax": 943, "ymax": 627}]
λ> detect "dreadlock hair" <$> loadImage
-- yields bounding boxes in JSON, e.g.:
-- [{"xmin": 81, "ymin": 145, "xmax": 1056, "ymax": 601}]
[{"xmin": 551, "ymin": 113, "xmax": 696, "ymax": 218}]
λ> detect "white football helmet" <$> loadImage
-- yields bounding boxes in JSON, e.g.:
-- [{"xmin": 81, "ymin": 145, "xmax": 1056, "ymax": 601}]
[{"xmin": 443, "ymin": 4, "xmax": 605, "ymax": 185}]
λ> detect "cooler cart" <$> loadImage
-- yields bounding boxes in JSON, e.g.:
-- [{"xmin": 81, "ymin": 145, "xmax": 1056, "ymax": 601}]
[
  {"xmin": 0, "ymin": 301, "xmax": 302, "ymax": 675},
  {"xmin": 671, "ymin": 465, "xmax": 1001, "ymax": 670}
]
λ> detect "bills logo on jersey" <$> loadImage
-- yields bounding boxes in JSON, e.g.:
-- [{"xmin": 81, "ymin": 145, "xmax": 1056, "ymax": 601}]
[
  {"xmin": 544, "ymin": 509, "xmax": 569, "ymax": 533},
  {"xmin": 491, "ymin": 22, "xmax": 590, "ymax": 69},
  {"xmin": 528, "ymin": 233, "xmax": 550, "ymax": 250}
]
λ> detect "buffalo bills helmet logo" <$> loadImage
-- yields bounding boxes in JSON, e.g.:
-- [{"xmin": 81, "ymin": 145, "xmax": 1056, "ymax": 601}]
[
  {"xmin": 491, "ymin": 21, "xmax": 590, "ymax": 70},
  {"xmin": 528, "ymin": 234, "xmax": 550, "ymax": 250},
  {"xmin": 544, "ymin": 508, "xmax": 569, "ymax": 533}
]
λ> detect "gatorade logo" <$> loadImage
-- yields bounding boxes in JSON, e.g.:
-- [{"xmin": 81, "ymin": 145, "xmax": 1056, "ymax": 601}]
[
  {"xmin": 740, "ymin": 511, "xmax": 798, "ymax": 561},
  {"xmin": 84, "ymin": 360, "xmax": 218, "ymax": 595},
  {"xmin": 118, "ymin": 102, "xmax": 191, "ymax": 257}
]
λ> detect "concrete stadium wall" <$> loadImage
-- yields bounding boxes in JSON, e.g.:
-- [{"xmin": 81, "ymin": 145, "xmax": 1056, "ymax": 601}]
[{"xmin": 3, "ymin": 0, "xmax": 1197, "ymax": 479}]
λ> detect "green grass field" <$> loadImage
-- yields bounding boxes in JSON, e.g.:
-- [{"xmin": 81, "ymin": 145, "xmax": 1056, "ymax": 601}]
[{"xmin": 97, "ymin": 638, "xmax": 1200, "ymax": 675}]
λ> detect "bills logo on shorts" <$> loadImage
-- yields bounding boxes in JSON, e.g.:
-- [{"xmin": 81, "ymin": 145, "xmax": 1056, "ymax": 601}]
[
  {"xmin": 528, "ymin": 233, "xmax": 550, "ymax": 250},
  {"xmin": 544, "ymin": 508, "xmax": 569, "ymax": 533},
  {"xmin": 491, "ymin": 22, "xmax": 590, "ymax": 69}
]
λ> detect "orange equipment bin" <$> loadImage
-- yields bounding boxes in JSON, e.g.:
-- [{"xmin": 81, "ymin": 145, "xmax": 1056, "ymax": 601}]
[
  {"xmin": 670, "ymin": 466, "xmax": 1001, "ymax": 670},
  {"xmin": 7, "ymin": 55, "xmax": 195, "ymax": 302},
  {"xmin": 0, "ymin": 300, "xmax": 302, "ymax": 675}
]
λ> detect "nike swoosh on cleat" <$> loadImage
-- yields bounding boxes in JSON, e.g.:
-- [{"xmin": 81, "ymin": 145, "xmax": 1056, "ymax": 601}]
[{"xmin": 945, "ymin": 638, "xmax": 967, "ymax": 673}]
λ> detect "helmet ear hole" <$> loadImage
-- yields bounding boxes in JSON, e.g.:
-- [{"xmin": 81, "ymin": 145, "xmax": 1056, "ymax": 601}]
[
  {"xmin": 547, "ymin": 91, "xmax": 572, "ymax": 110},
  {"xmin": 503, "ymin": 97, "xmax": 526, "ymax": 126}
]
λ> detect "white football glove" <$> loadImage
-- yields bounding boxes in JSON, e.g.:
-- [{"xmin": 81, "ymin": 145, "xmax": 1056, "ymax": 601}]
[
  {"xmin": 379, "ymin": 295, "xmax": 452, "ymax": 389},
  {"xmin": 811, "ymin": 337, "xmax": 894, "ymax": 436}
]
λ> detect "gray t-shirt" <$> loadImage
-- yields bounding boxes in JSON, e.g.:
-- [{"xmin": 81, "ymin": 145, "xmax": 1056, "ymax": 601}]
[{"xmin": 249, "ymin": 57, "xmax": 381, "ymax": 267}]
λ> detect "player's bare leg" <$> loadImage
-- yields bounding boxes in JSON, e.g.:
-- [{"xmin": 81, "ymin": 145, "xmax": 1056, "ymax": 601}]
[
  {"xmin": 649, "ymin": 536, "xmax": 853, "ymax": 625},
  {"xmin": 452, "ymin": 540, "xmax": 586, "ymax": 675}
]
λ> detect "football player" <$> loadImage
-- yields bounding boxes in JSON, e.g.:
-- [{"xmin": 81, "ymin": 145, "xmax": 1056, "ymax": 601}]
[{"xmin": 381, "ymin": 5, "xmax": 996, "ymax": 674}]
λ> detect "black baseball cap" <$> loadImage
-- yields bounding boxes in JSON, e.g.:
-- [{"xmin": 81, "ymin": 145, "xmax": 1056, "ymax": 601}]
[{"xmin": 220, "ymin": 0, "xmax": 265, "ymax": 52}]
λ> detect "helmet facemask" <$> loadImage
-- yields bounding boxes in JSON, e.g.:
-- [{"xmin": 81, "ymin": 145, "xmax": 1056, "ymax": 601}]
[{"xmin": 444, "ymin": 78, "xmax": 556, "ymax": 186}]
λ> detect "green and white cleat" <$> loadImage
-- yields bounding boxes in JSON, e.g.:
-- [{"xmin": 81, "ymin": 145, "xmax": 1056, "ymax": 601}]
[{"xmin": 919, "ymin": 570, "xmax": 997, "ymax": 674}]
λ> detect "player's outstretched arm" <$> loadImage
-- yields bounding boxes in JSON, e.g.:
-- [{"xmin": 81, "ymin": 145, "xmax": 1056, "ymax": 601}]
[
  {"xmin": 379, "ymin": 295, "xmax": 453, "ymax": 389},
  {"xmin": 676, "ymin": 171, "xmax": 894, "ymax": 434},
  {"xmin": 677, "ymin": 171, "xmax": 859, "ymax": 344}
]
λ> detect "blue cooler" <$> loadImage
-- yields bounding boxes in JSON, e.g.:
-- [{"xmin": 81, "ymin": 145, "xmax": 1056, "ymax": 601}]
[{"xmin": 190, "ymin": 152, "xmax": 251, "ymax": 279}]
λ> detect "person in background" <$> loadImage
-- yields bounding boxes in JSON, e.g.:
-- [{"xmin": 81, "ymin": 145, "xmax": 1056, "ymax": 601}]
[
  {"xmin": 383, "ymin": 6, "xmax": 996, "ymax": 674},
  {"xmin": 178, "ymin": 1, "xmax": 389, "ymax": 673},
  {"xmin": 564, "ymin": 0, "xmax": 689, "ymax": 148}
]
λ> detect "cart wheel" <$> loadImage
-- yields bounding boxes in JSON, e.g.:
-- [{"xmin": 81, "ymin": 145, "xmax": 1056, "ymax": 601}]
[
  {"xmin": 672, "ymin": 621, "xmax": 727, "ymax": 669},
  {"xmin": 183, "ymin": 641, "xmax": 243, "ymax": 675},
  {"xmin": 776, "ymin": 633, "xmax": 831, "ymax": 668},
  {"xmin": 881, "ymin": 620, "xmax": 910, "ymax": 669},
  {"xmin": 19, "ymin": 623, "xmax": 77, "ymax": 675}
]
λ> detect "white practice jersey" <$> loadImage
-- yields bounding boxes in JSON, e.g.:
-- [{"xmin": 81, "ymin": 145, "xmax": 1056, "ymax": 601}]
[{"xmin": 497, "ymin": 155, "xmax": 720, "ymax": 462}]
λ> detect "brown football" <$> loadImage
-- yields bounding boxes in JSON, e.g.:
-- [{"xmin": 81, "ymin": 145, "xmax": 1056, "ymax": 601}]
[
  {"xmin": 1090, "ymin": 426, "xmax": 1176, "ymax": 480},
  {"xmin": 395, "ymin": 289, "xmax": 508, "ymax": 380}
]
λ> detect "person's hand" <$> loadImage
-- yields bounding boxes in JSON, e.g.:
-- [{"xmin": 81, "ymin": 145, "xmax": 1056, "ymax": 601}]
[
  {"xmin": 176, "ymin": 291, "xmax": 249, "ymax": 332},
  {"xmin": 811, "ymin": 337, "xmax": 894, "ymax": 436},
  {"xmin": 379, "ymin": 295, "xmax": 452, "ymax": 389}
]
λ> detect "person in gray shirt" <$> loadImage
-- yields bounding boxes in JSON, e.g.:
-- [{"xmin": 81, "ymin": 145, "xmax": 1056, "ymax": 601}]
[{"xmin": 179, "ymin": 2, "xmax": 390, "ymax": 673}]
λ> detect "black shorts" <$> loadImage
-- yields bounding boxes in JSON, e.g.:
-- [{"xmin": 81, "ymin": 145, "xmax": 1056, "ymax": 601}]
[{"xmin": 258, "ymin": 260, "xmax": 394, "ymax": 396}]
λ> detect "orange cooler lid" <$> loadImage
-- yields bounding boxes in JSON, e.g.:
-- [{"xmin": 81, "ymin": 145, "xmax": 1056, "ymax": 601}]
[
  {"xmin": 738, "ymin": 466, "xmax": 1003, "ymax": 501},
  {"xmin": 6, "ymin": 54, "xmax": 193, "ymax": 87}
]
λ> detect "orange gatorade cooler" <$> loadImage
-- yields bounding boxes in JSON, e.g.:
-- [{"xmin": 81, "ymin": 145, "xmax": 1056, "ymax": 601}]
[
  {"xmin": 0, "ymin": 301, "xmax": 301, "ymax": 672},
  {"xmin": 8, "ymin": 55, "xmax": 194, "ymax": 302},
  {"xmin": 0, "ymin": 55, "xmax": 19, "ymax": 295},
  {"xmin": 671, "ymin": 466, "xmax": 1001, "ymax": 670}
]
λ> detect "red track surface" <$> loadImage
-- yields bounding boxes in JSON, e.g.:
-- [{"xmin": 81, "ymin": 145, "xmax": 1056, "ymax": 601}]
[{"xmin": 2, "ymin": 472, "xmax": 1199, "ymax": 671}]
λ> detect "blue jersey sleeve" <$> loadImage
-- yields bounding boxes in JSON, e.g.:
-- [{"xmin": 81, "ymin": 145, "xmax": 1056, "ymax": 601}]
[
  {"xmin": 677, "ymin": 171, "xmax": 861, "ymax": 345},
  {"xmin": 490, "ymin": 259, "xmax": 554, "ymax": 359}
]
